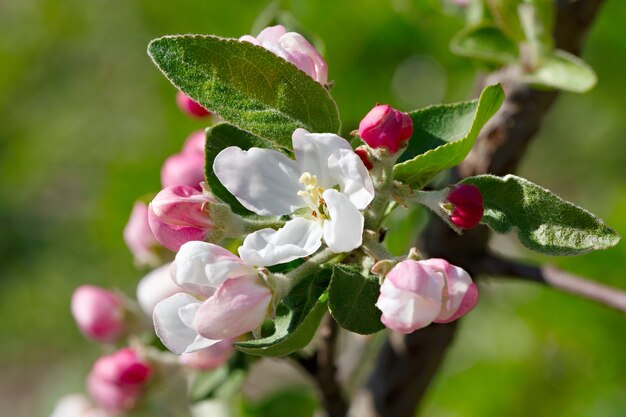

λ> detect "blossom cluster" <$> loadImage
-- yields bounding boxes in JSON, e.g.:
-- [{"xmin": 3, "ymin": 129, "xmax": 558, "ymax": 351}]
[{"xmin": 52, "ymin": 25, "xmax": 484, "ymax": 416}]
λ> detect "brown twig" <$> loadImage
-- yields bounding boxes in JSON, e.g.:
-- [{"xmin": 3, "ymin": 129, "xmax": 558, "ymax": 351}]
[{"xmin": 477, "ymin": 254, "xmax": 626, "ymax": 314}]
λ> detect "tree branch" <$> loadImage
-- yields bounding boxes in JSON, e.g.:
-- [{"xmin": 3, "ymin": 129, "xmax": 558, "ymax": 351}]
[{"xmin": 477, "ymin": 254, "xmax": 626, "ymax": 314}]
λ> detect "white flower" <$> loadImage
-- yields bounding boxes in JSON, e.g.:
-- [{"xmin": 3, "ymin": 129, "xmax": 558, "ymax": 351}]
[
  {"xmin": 153, "ymin": 241, "xmax": 272, "ymax": 355},
  {"xmin": 213, "ymin": 129, "xmax": 375, "ymax": 266}
]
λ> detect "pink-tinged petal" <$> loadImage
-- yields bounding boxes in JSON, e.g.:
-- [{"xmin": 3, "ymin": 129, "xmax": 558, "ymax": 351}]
[
  {"xmin": 182, "ymin": 129, "xmax": 206, "ymax": 154},
  {"xmin": 292, "ymin": 129, "xmax": 352, "ymax": 189},
  {"xmin": 283, "ymin": 49, "xmax": 317, "ymax": 79},
  {"xmin": 376, "ymin": 260, "xmax": 445, "ymax": 333},
  {"xmin": 321, "ymin": 189, "xmax": 364, "ymax": 253},
  {"xmin": 123, "ymin": 201, "xmax": 160, "ymax": 267},
  {"xmin": 239, "ymin": 217, "xmax": 323, "ymax": 266},
  {"xmin": 136, "ymin": 263, "xmax": 182, "ymax": 316},
  {"xmin": 160, "ymin": 151, "xmax": 205, "ymax": 190},
  {"xmin": 87, "ymin": 372, "xmax": 141, "ymax": 412},
  {"xmin": 195, "ymin": 276, "xmax": 272, "ymax": 340},
  {"xmin": 171, "ymin": 241, "xmax": 255, "ymax": 296},
  {"xmin": 153, "ymin": 293, "xmax": 213, "ymax": 355},
  {"xmin": 149, "ymin": 185, "xmax": 215, "ymax": 229},
  {"xmin": 435, "ymin": 282, "xmax": 478, "ymax": 324},
  {"xmin": 71, "ymin": 286, "xmax": 124, "ymax": 343},
  {"xmin": 256, "ymin": 25, "xmax": 287, "ymax": 44},
  {"xmin": 327, "ymin": 149, "xmax": 375, "ymax": 210},
  {"xmin": 280, "ymin": 32, "xmax": 328, "ymax": 84},
  {"xmin": 213, "ymin": 146, "xmax": 304, "ymax": 216},
  {"xmin": 179, "ymin": 339, "xmax": 234, "ymax": 370},
  {"xmin": 147, "ymin": 215, "xmax": 207, "ymax": 252},
  {"xmin": 239, "ymin": 35, "xmax": 260, "ymax": 45}
]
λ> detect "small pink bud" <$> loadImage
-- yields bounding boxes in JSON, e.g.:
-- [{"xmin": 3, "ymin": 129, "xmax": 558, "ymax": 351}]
[
  {"xmin": 148, "ymin": 185, "xmax": 216, "ymax": 251},
  {"xmin": 182, "ymin": 129, "xmax": 206, "ymax": 154},
  {"xmin": 176, "ymin": 91, "xmax": 211, "ymax": 118},
  {"xmin": 179, "ymin": 339, "xmax": 234, "ymax": 370},
  {"xmin": 240, "ymin": 25, "xmax": 328, "ymax": 85},
  {"xmin": 136, "ymin": 263, "xmax": 182, "ymax": 316},
  {"xmin": 447, "ymin": 184, "xmax": 484, "ymax": 229},
  {"xmin": 160, "ymin": 151, "xmax": 205, "ymax": 190},
  {"xmin": 71, "ymin": 286, "xmax": 124, "ymax": 343},
  {"xmin": 358, "ymin": 105, "xmax": 413, "ymax": 153},
  {"xmin": 354, "ymin": 146, "xmax": 373, "ymax": 170},
  {"xmin": 87, "ymin": 348, "xmax": 151, "ymax": 412},
  {"xmin": 123, "ymin": 202, "xmax": 161, "ymax": 267},
  {"xmin": 376, "ymin": 259, "xmax": 477, "ymax": 333},
  {"xmin": 195, "ymin": 276, "xmax": 272, "ymax": 340}
]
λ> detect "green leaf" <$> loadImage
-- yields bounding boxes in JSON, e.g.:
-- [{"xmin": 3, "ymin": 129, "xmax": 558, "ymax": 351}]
[
  {"xmin": 235, "ymin": 269, "xmax": 331, "ymax": 357},
  {"xmin": 487, "ymin": 0, "xmax": 525, "ymax": 41},
  {"xmin": 393, "ymin": 84, "xmax": 505, "ymax": 189},
  {"xmin": 451, "ymin": 24, "xmax": 519, "ymax": 64},
  {"xmin": 204, "ymin": 123, "xmax": 277, "ymax": 215},
  {"xmin": 327, "ymin": 265, "xmax": 384, "ymax": 335},
  {"xmin": 462, "ymin": 175, "xmax": 621, "ymax": 256},
  {"xmin": 521, "ymin": 49, "xmax": 597, "ymax": 93},
  {"xmin": 148, "ymin": 35, "xmax": 341, "ymax": 148}
]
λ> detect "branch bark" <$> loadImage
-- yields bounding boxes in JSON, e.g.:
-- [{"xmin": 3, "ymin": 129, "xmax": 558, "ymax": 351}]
[
  {"xmin": 315, "ymin": 316, "xmax": 348, "ymax": 417},
  {"xmin": 355, "ymin": 1, "xmax": 607, "ymax": 416}
]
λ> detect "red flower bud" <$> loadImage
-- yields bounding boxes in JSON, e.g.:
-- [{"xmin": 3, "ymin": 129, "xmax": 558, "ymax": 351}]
[
  {"xmin": 358, "ymin": 104, "xmax": 413, "ymax": 153},
  {"xmin": 447, "ymin": 184, "xmax": 484, "ymax": 229},
  {"xmin": 354, "ymin": 146, "xmax": 373, "ymax": 170},
  {"xmin": 176, "ymin": 91, "xmax": 211, "ymax": 118}
]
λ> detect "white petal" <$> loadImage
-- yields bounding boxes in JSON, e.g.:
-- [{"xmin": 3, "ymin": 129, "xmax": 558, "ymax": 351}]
[
  {"xmin": 376, "ymin": 282, "xmax": 442, "ymax": 333},
  {"xmin": 136, "ymin": 263, "xmax": 182, "ymax": 316},
  {"xmin": 213, "ymin": 146, "xmax": 304, "ymax": 216},
  {"xmin": 172, "ymin": 241, "xmax": 255, "ymax": 296},
  {"xmin": 292, "ymin": 129, "xmax": 353, "ymax": 189},
  {"xmin": 185, "ymin": 335, "xmax": 220, "ymax": 354},
  {"xmin": 321, "ymin": 189, "xmax": 364, "ymax": 253},
  {"xmin": 153, "ymin": 293, "xmax": 215, "ymax": 355},
  {"xmin": 327, "ymin": 149, "xmax": 375, "ymax": 210},
  {"xmin": 238, "ymin": 217, "xmax": 323, "ymax": 266}
]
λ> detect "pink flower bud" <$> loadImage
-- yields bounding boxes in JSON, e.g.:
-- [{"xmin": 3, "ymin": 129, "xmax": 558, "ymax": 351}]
[
  {"xmin": 447, "ymin": 184, "xmax": 484, "ymax": 229},
  {"xmin": 123, "ymin": 201, "xmax": 161, "ymax": 267},
  {"xmin": 176, "ymin": 91, "xmax": 211, "ymax": 118},
  {"xmin": 182, "ymin": 129, "xmax": 206, "ymax": 154},
  {"xmin": 50, "ymin": 394, "xmax": 110, "ymax": 417},
  {"xmin": 71, "ymin": 286, "xmax": 124, "ymax": 343},
  {"xmin": 194, "ymin": 276, "xmax": 272, "ymax": 340},
  {"xmin": 240, "ymin": 25, "xmax": 328, "ymax": 85},
  {"xmin": 354, "ymin": 146, "xmax": 373, "ymax": 170},
  {"xmin": 160, "ymin": 151, "xmax": 205, "ymax": 190},
  {"xmin": 358, "ymin": 105, "xmax": 413, "ymax": 153},
  {"xmin": 179, "ymin": 339, "xmax": 234, "ymax": 370},
  {"xmin": 136, "ymin": 263, "xmax": 182, "ymax": 316},
  {"xmin": 87, "ymin": 348, "xmax": 151, "ymax": 412},
  {"xmin": 376, "ymin": 259, "xmax": 477, "ymax": 333},
  {"xmin": 148, "ymin": 185, "xmax": 216, "ymax": 251}
]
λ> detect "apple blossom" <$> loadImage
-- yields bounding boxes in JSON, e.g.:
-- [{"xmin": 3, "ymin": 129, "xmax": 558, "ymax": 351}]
[
  {"xmin": 446, "ymin": 184, "xmax": 484, "ymax": 229},
  {"xmin": 71, "ymin": 286, "xmax": 125, "ymax": 343},
  {"xmin": 176, "ymin": 91, "xmax": 211, "ymax": 118},
  {"xmin": 148, "ymin": 185, "xmax": 218, "ymax": 251},
  {"xmin": 376, "ymin": 259, "xmax": 478, "ymax": 333},
  {"xmin": 358, "ymin": 104, "xmax": 413, "ymax": 153},
  {"xmin": 87, "ymin": 348, "xmax": 151, "ymax": 412},
  {"xmin": 214, "ymin": 128, "xmax": 374, "ymax": 266},
  {"xmin": 136, "ymin": 263, "xmax": 182, "ymax": 316},
  {"xmin": 179, "ymin": 339, "xmax": 234, "ymax": 370},
  {"xmin": 50, "ymin": 394, "xmax": 110, "ymax": 417},
  {"xmin": 153, "ymin": 241, "xmax": 272, "ymax": 354},
  {"xmin": 123, "ymin": 201, "xmax": 161, "ymax": 267},
  {"xmin": 240, "ymin": 25, "xmax": 328, "ymax": 85},
  {"xmin": 160, "ymin": 151, "xmax": 205, "ymax": 190}
]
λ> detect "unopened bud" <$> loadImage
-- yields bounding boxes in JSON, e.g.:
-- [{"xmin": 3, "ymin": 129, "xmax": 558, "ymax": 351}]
[
  {"xmin": 176, "ymin": 91, "xmax": 211, "ymax": 118},
  {"xmin": 160, "ymin": 151, "xmax": 205, "ymax": 190},
  {"xmin": 354, "ymin": 146, "xmax": 373, "ymax": 170},
  {"xmin": 446, "ymin": 184, "xmax": 484, "ymax": 229},
  {"xmin": 123, "ymin": 201, "xmax": 161, "ymax": 267},
  {"xmin": 358, "ymin": 105, "xmax": 413, "ymax": 153},
  {"xmin": 148, "ymin": 185, "xmax": 217, "ymax": 251},
  {"xmin": 182, "ymin": 129, "xmax": 206, "ymax": 154},
  {"xmin": 71, "ymin": 286, "xmax": 124, "ymax": 343}
]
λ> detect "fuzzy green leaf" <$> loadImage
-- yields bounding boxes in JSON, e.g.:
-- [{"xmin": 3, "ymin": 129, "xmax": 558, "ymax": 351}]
[
  {"xmin": 521, "ymin": 50, "xmax": 597, "ymax": 93},
  {"xmin": 393, "ymin": 84, "xmax": 505, "ymax": 189},
  {"xmin": 462, "ymin": 175, "xmax": 620, "ymax": 255},
  {"xmin": 148, "ymin": 35, "xmax": 341, "ymax": 148},
  {"xmin": 204, "ymin": 123, "xmax": 277, "ymax": 215},
  {"xmin": 234, "ymin": 269, "xmax": 331, "ymax": 357},
  {"xmin": 451, "ymin": 24, "xmax": 519, "ymax": 64},
  {"xmin": 327, "ymin": 265, "xmax": 384, "ymax": 335}
]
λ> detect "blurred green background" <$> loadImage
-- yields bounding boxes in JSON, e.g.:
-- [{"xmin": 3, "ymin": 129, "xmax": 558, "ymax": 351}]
[{"xmin": 1, "ymin": 0, "xmax": 625, "ymax": 416}]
